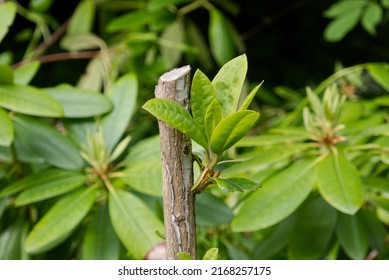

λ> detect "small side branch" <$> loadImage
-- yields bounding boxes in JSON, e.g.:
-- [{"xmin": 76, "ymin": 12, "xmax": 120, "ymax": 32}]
[{"xmin": 155, "ymin": 65, "xmax": 197, "ymax": 260}]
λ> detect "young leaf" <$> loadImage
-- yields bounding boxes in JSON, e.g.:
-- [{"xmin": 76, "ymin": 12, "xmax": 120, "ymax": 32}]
[
  {"xmin": 215, "ymin": 177, "xmax": 261, "ymax": 192},
  {"xmin": 212, "ymin": 54, "xmax": 247, "ymax": 116},
  {"xmin": 316, "ymin": 151, "xmax": 365, "ymax": 215},
  {"xmin": 13, "ymin": 116, "xmax": 85, "ymax": 170},
  {"xmin": 0, "ymin": 84, "xmax": 64, "ymax": 117},
  {"xmin": 143, "ymin": 98, "xmax": 207, "ymax": 148},
  {"xmin": 25, "ymin": 187, "xmax": 97, "ymax": 254},
  {"xmin": 238, "ymin": 82, "xmax": 262, "ymax": 111},
  {"xmin": 232, "ymin": 159, "xmax": 316, "ymax": 232},
  {"xmin": 0, "ymin": 2, "xmax": 17, "ymax": 43},
  {"xmin": 101, "ymin": 74, "xmax": 138, "ymax": 150},
  {"xmin": 191, "ymin": 69, "xmax": 217, "ymax": 133},
  {"xmin": 288, "ymin": 197, "xmax": 337, "ymax": 260},
  {"xmin": 336, "ymin": 212, "xmax": 369, "ymax": 260},
  {"xmin": 108, "ymin": 188, "xmax": 164, "ymax": 259},
  {"xmin": 44, "ymin": 84, "xmax": 112, "ymax": 118},
  {"xmin": 82, "ymin": 204, "xmax": 120, "ymax": 260},
  {"xmin": 204, "ymin": 98, "xmax": 223, "ymax": 140},
  {"xmin": 14, "ymin": 173, "xmax": 87, "ymax": 206},
  {"xmin": 203, "ymin": 248, "xmax": 219, "ymax": 260},
  {"xmin": 210, "ymin": 110, "xmax": 259, "ymax": 154},
  {"xmin": 0, "ymin": 107, "xmax": 13, "ymax": 146},
  {"xmin": 177, "ymin": 252, "xmax": 193, "ymax": 260}
]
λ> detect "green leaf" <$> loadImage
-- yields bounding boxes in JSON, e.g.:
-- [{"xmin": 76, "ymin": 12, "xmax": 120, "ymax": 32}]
[
  {"xmin": 13, "ymin": 61, "xmax": 41, "ymax": 85},
  {"xmin": 82, "ymin": 204, "xmax": 120, "ymax": 260},
  {"xmin": 368, "ymin": 64, "xmax": 389, "ymax": 92},
  {"xmin": 232, "ymin": 159, "xmax": 316, "ymax": 232},
  {"xmin": 160, "ymin": 20, "xmax": 184, "ymax": 69},
  {"xmin": 209, "ymin": 9, "xmax": 235, "ymax": 66},
  {"xmin": 108, "ymin": 188, "xmax": 164, "ymax": 259},
  {"xmin": 0, "ymin": 217, "xmax": 26, "ymax": 260},
  {"xmin": 0, "ymin": 84, "xmax": 64, "ymax": 117},
  {"xmin": 360, "ymin": 208, "xmax": 387, "ymax": 252},
  {"xmin": 106, "ymin": 10, "xmax": 161, "ymax": 33},
  {"xmin": 66, "ymin": 0, "xmax": 96, "ymax": 35},
  {"xmin": 101, "ymin": 74, "xmax": 138, "ymax": 150},
  {"xmin": 204, "ymin": 99, "xmax": 223, "ymax": 140},
  {"xmin": 142, "ymin": 98, "xmax": 207, "ymax": 148},
  {"xmin": 14, "ymin": 173, "xmax": 87, "ymax": 206},
  {"xmin": 288, "ymin": 197, "xmax": 337, "ymax": 260},
  {"xmin": 324, "ymin": 0, "xmax": 366, "ymax": 18},
  {"xmin": 210, "ymin": 110, "xmax": 259, "ymax": 154},
  {"xmin": 0, "ymin": 2, "xmax": 17, "ymax": 43},
  {"xmin": 44, "ymin": 84, "xmax": 112, "ymax": 118},
  {"xmin": 0, "ymin": 169, "xmax": 81, "ymax": 198},
  {"xmin": 215, "ymin": 177, "xmax": 261, "ymax": 192},
  {"xmin": 316, "ymin": 151, "xmax": 365, "ymax": 214},
  {"xmin": 191, "ymin": 69, "xmax": 217, "ymax": 134},
  {"xmin": 212, "ymin": 54, "xmax": 247, "ymax": 116},
  {"xmin": 0, "ymin": 64, "xmax": 13, "ymax": 84},
  {"xmin": 177, "ymin": 252, "xmax": 193, "ymax": 260},
  {"xmin": 13, "ymin": 116, "xmax": 84, "ymax": 170},
  {"xmin": 195, "ymin": 192, "xmax": 233, "ymax": 227},
  {"xmin": 336, "ymin": 213, "xmax": 369, "ymax": 259},
  {"xmin": 0, "ymin": 107, "xmax": 13, "ymax": 146},
  {"xmin": 25, "ymin": 187, "xmax": 97, "ymax": 254},
  {"xmin": 361, "ymin": 2, "xmax": 382, "ymax": 35},
  {"xmin": 324, "ymin": 8, "xmax": 362, "ymax": 42},
  {"xmin": 186, "ymin": 20, "xmax": 213, "ymax": 71},
  {"xmin": 239, "ymin": 82, "xmax": 262, "ymax": 111},
  {"xmin": 203, "ymin": 248, "xmax": 219, "ymax": 260},
  {"xmin": 382, "ymin": 0, "xmax": 389, "ymax": 8},
  {"xmin": 61, "ymin": 33, "xmax": 107, "ymax": 52}
]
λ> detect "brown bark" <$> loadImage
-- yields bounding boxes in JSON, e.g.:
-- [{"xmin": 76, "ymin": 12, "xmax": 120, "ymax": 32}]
[{"xmin": 154, "ymin": 65, "xmax": 197, "ymax": 260}]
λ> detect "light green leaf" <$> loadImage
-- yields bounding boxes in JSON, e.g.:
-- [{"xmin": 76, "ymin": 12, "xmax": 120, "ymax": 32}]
[
  {"xmin": 288, "ymin": 197, "xmax": 337, "ymax": 260},
  {"xmin": 160, "ymin": 20, "xmax": 184, "ymax": 69},
  {"xmin": 324, "ymin": 8, "xmax": 362, "ymax": 42},
  {"xmin": 102, "ymin": 74, "xmax": 138, "ymax": 150},
  {"xmin": 13, "ymin": 116, "xmax": 84, "ymax": 170},
  {"xmin": 204, "ymin": 99, "xmax": 223, "ymax": 140},
  {"xmin": 0, "ymin": 169, "xmax": 81, "ymax": 198},
  {"xmin": 212, "ymin": 54, "xmax": 247, "ymax": 116},
  {"xmin": 0, "ymin": 64, "xmax": 13, "ymax": 84},
  {"xmin": 14, "ymin": 173, "xmax": 87, "ymax": 206},
  {"xmin": 13, "ymin": 61, "xmax": 41, "ymax": 85},
  {"xmin": 0, "ymin": 84, "xmax": 64, "ymax": 117},
  {"xmin": 44, "ymin": 84, "xmax": 112, "ymax": 118},
  {"xmin": 108, "ymin": 188, "xmax": 164, "ymax": 259},
  {"xmin": 67, "ymin": 0, "xmax": 96, "ymax": 35},
  {"xmin": 106, "ymin": 10, "xmax": 161, "ymax": 33},
  {"xmin": 0, "ymin": 107, "xmax": 13, "ymax": 146},
  {"xmin": 232, "ymin": 159, "xmax": 316, "ymax": 232},
  {"xmin": 0, "ymin": 2, "xmax": 17, "ymax": 43},
  {"xmin": 203, "ymin": 248, "xmax": 218, "ymax": 260},
  {"xmin": 306, "ymin": 87, "xmax": 324, "ymax": 117},
  {"xmin": 215, "ymin": 177, "xmax": 261, "ymax": 192},
  {"xmin": 25, "ymin": 187, "xmax": 97, "ymax": 254},
  {"xmin": 336, "ymin": 212, "xmax": 369, "ymax": 259},
  {"xmin": 196, "ymin": 192, "xmax": 233, "ymax": 227},
  {"xmin": 210, "ymin": 110, "xmax": 259, "ymax": 154},
  {"xmin": 324, "ymin": 0, "xmax": 366, "ymax": 18},
  {"xmin": 209, "ymin": 9, "xmax": 235, "ymax": 66},
  {"xmin": 361, "ymin": 2, "xmax": 382, "ymax": 35},
  {"xmin": 82, "ymin": 204, "xmax": 120, "ymax": 260},
  {"xmin": 368, "ymin": 64, "xmax": 389, "ymax": 92},
  {"xmin": 239, "ymin": 82, "xmax": 262, "ymax": 111},
  {"xmin": 61, "ymin": 33, "xmax": 107, "ymax": 52},
  {"xmin": 143, "ymin": 98, "xmax": 207, "ymax": 148},
  {"xmin": 191, "ymin": 69, "xmax": 217, "ymax": 133},
  {"xmin": 316, "ymin": 151, "xmax": 365, "ymax": 214},
  {"xmin": 177, "ymin": 252, "xmax": 193, "ymax": 260}
]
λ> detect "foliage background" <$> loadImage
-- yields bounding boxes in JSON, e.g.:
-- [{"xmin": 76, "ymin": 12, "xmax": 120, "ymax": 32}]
[{"xmin": 0, "ymin": 0, "xmax": 388, "ymax": 260}]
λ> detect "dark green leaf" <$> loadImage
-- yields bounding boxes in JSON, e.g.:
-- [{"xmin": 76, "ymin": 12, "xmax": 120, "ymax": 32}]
[
  {"xmin": 25, "ymin": 187, "xmax": 97, "ymax": 254},
  {"xmin": 82, "ymin": 204, "xmax": 120, "ymax": 260},
  {"xmin": 0, "ymin": 84, "xmax": 64, "ymax": 117},
  {"xmin": 13, "ymin": 116, "xmax": 84, "ymax": 170},
  {"xmin": 212, "ymin": 54, "xmax": 247, "ymax": 116},
  {"xmin": 210, "ymin": 110, "xmax": 259, "ymax": 154},
  {"xmin": 0, "ymin": 64, "xmax": 13, "ymax": 84},
  {"xmin": 232, "ymin": 159, "xmax": 316, "ymax": 232},
  {"xmin": 44, "ymin": 84, "xmax": 112, "ymax": 118},
  {"xmin": 288, "ymin": 197, "xmax": 337, "ymax": 259},
  {"xmin": 336, "ymin": 213, "xmax": 369, "ymax": 259},
  {"xmin": 196, "ymin": 192, "xmax": 233, "ymax": 227},
  {"xmin": 143, "ymin": 98, "xmax": 207, "ymax": 148},
  {"xmin": 0, "ymin": 217, "xmax": 26, "ymax": 260},
  {"xmin": 359, "ymin": 208, "xmax": 387, "ymax": 253},
  {"xmin": 215, "ymin": 177, "xmax": 260, "ymax": 192},
  {"xmin": 0, "ymin": 107, "xmax": 13, "ymax": 146},
  {"xmin": 316, "ymin": 151, "xmax": 365, "ymax": 214},
  {"xmin": 108, "ymin": 188, "xmax": 164, "ymax": 259}
]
